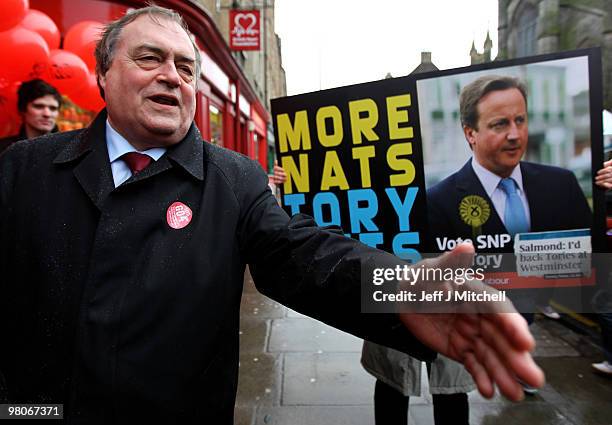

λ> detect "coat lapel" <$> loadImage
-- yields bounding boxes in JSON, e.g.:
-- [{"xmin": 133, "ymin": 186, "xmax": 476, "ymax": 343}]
[
  {"xmin": 54, "ymin": 113, "xmax": 206, "ymax": 205},
  {"xmin": 53, "ymin": 111, "xmax": 115, "ymax": 210},
  {"xmin": 119, "ymin": 123, "xmax": 205, "ymax": 187}
]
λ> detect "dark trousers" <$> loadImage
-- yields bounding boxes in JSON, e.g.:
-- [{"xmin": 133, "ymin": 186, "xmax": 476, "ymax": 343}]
[
  {"xmin": 593, "ymin": 289, "xmax": 612, "ymax": 362},
  {"xmin": 374, "ymin": 379, "xmax": 469, "ymax": 425},
  {"xmin": 600, "ymin": 313, "xmax": 612, "ymax": 362}
]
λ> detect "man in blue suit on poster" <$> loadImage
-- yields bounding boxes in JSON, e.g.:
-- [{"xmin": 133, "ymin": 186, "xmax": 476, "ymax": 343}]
[
  {"xmin": 426, "ymin": 76, "xmax": 599, "ymax": 366},
  {"xmin": 427, "ymin": 75, "xmax": 593, "ymax": 253}
]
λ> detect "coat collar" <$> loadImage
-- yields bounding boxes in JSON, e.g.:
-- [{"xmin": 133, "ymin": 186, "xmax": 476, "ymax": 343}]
[
  {"xmin": 54, "ymin": 109, "xmax": 204, "ymax": 181},
  {"xmin": 53, "ymin": 110, "xmax": 114, "ymax": 209},
  {"xmin": 53, "ymin": 109, "xmax": 205, "ymax": 209},
  {"xmin": 53, "ymin": 119, "xmax": 100, "ymax": 165},
  {"xmin": 165, "ymin": 122, "xmax": 204, "ymax": 181},
  {"xmin": 115, "ymin": 124, "xmax": 205, "ymax": 188}
]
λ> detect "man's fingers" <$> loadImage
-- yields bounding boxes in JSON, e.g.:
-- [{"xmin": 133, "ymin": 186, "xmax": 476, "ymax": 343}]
[
  {"xmin": 454, "ymin": 313, "xmax": 543, "ymax": 400},
  {"xmin": 595, "ymin": 172, "xmax": 611, "ymax": 181},
  {"xmin": 480, "ymin": 317, "xmax": 529, "ymax": 362},
  {"xmin": 454, "ymin": 314, "xmax": 481, "ymax": 343},
  {"xmin": 474, "ymin": 337, "xmax": 526, "ymax": 401},
  {"xmin": 484, "ymin": 312, "xmax": 534, "ymax": 351},
  {"xmin": 273, "ymin": 165, "xmax": 287, "ymax": 185},
  {"xmin": 455, "ymin": 314, "xmax": 526, "ymax": 400},
  {"xmin": 447, "ymin": 321, "xmax": 478, "ymax": 361},
  {"xmin": 428, "ymin": 242, "xmax": 475, "ymax": 271},
  {"xmin": 456, "ymin": 317, "xmax": 527, "ymax": 400},
  {"xmin": 595, "ymin": 161, "xmax": 612, "ymax": 188},
  {"xmin": 463, "ymin": 352, "xmax": 495, "ymax": 399},
  {"xmin": 594, "ymin": 175, "xmax": 612, "ymax": 189},
  {"xmin": 480, "ymin": 317, "xmax": 543, "ymax": 385}
]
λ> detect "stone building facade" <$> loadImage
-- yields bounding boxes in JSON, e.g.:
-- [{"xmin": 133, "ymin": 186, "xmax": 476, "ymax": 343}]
[
  {"xmin": 198, "ymin": 0, "xmax": 287, "ymax": 110},
  {"xmin": 497, "ymin": 0, "xmax": 612, "ymax": 109}
]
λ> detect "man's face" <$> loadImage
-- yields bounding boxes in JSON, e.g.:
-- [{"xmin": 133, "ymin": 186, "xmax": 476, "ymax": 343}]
[
  {"xmin": 22, "ymin": 94, "xmax": 59, "ymax": 137},
  {"xmin": 464, "ymin": 88, "xmax": 528, "ymax": 178},
  {"xmin": 99, "ymin": 15, "xmax": 197, "ymax": 150}
]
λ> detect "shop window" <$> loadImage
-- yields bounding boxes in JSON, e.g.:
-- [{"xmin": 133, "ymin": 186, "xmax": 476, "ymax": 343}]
[
  {"xmin": 268, "ymin": 145, "xmax": 275, "ymax": 174},
  {"xmin": 253, "ymin": 133, "xmax": 259, "ymax": 161},
  {"xmin": 209, "ymin": 104, "xmax": 223, "ymax": 146},
  {"xmin": 558, "ymin": 111, "xmax": 565, "ymax": 121},
  {"xmin": 431, "ymin": 110, "xmax": 444, "ymax": 120}
]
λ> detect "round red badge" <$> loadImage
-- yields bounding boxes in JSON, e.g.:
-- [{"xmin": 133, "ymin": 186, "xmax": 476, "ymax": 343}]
[{"xmin": 166, "ymin": 202, "xmax": 193, "ymax": 229}]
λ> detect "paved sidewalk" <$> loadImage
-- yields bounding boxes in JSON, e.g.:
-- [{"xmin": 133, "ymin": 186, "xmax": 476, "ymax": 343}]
[{"xmin": 235, "ymin": 271, "xmax": 612, "ymax": 425}]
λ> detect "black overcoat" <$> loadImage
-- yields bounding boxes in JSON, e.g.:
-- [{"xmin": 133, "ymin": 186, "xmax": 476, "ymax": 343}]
[{"xmin": 0, "ymin": 111, "xmax": 431, "ymax": 424}]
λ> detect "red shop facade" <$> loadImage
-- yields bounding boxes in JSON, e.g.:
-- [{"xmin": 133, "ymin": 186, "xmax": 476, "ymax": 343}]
[{"xmin": 25, "ymin": 0, "xmax": 270, "ymax": 169}]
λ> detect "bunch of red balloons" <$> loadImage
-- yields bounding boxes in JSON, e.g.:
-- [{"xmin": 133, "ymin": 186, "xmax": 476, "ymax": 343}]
[{"xmin": 0, "ymin": 0, "xmax": 106, "ymax": 136}]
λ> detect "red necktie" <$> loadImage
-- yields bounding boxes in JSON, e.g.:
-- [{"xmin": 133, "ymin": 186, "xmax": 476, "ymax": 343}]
[{"xmin": 122, "ymin": 152, "xmax": 152, "ymax": 175}]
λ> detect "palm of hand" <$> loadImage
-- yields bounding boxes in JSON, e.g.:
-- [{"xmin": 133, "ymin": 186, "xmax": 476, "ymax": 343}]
[
  {"xmin": 397, "ymin": 244, "xmax": 545, "ymax": 401},
  {"xmin": 399, "ymin": 312, "xmax": 466, "ymax": 364}
]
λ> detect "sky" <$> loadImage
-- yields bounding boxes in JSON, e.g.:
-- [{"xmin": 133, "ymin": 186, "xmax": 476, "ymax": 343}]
[{"xmin": 274, "ymin": 0, "xmax": 498, "ymax": 96}]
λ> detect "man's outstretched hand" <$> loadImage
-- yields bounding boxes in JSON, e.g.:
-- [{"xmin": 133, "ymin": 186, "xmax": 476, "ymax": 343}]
[{"xmin": 398, "ymin": 243, "xmax": 545, "ymax": 401}]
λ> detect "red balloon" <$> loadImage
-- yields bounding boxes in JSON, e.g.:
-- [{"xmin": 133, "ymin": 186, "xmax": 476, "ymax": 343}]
[
  {"xmin": 0, "ymin": 27, "xmax": 49, "ymax": 82},
  {"xmin": 20, "ymin": 9, "xmax": 60, "ymax": 50},
  {"xmin": 45, "ymin": 49, "xmax": 89, "ymax": 97},
  {"xmin": 0, "ymin": 79, "xmax": 20, "ymax": 106},
  {"xmin": 0, "ymin": 81, "xmax": 22, "ymax": 138},
  {"xmin": 69, "ymin": 73, "xmax": 105, "ymax": 112},
  {"xmin": 0, "ymin": 0, "xmax": 28, "ymax": 32},
  {"xmin": 0, "ymin": 108, "xmax": 21, "ymax": 138},
  {"xmin": 64, "ymin": 21, "xmax": 104, "ymax": 71}
]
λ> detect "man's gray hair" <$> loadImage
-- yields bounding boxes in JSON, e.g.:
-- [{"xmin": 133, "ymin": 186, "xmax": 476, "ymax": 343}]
[
  {"xmin": 94, "ymin": 5, "xmax": 201, "ymax": 98},
  {"xmin": 459, "ymin": 75, "xmax": 528, "ymax": 130}
]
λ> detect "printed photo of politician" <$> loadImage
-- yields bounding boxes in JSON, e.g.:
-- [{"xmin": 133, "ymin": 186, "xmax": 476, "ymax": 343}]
[
  {"xmin": 415, "ymin": 54, "xmax": 612, "ymax": 320},
  {"xmin": 416, "ymin": 56, "xmax": 609, "ymax": 251}
]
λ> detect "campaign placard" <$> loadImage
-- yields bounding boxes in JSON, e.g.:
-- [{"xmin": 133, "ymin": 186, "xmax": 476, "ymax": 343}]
[
  {"xmin": 271, "ymin": 48, "xmax": 606, "ymax": 303},
  {"xmin": 272, "ymin": 77, "xmax": 428, "ymax": 263}
]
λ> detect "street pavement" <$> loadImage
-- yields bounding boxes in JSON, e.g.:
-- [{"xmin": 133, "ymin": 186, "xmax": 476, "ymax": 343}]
[{"xmin": 235, "ymin": 270, "xmax": 612, "ymax": 425}]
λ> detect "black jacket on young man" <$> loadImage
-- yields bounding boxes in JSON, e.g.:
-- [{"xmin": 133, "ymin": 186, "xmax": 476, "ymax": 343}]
[
  {"xmin": 0, "ymin": 111, "xmax": 431, "ymax": 424},
  {"xmin": 0, "ymin": 125, "xmax": 60, "ymax": 155},
  {"xmin": 0, "ymin": 127, "xmax": 27, "ymax": 155}
]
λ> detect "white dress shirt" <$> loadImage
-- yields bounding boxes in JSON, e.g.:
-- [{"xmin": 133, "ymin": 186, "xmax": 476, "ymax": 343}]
[
  {"xmin": 106, "ymin": 121, "xmax": 166, "ymax": 187},
  {"xmin": 471, "ymin": 158, "xmax": 531, "ymax": 230}
]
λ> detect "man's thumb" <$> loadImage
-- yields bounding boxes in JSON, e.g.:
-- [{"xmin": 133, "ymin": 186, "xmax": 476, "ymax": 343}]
[{"xmin": 430, "ymin": 242, "xmax": 475, "ymax": 270}]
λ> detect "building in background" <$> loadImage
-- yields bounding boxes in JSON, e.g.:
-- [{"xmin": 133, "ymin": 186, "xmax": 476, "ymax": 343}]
[
  {"xmin": 470, "ymin": 31, "xmax": 494, "ymax": 64},
  {"xmin": 198, "ymin": 0, "xmax": 287, "ymax": 172},
  {"xmin": 410, "ymin": 51, "xmax": 439, "ymax": 74},
  {"xmin": 497, "ymin": 0, "xmax": 612, "ymax": 110}
]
